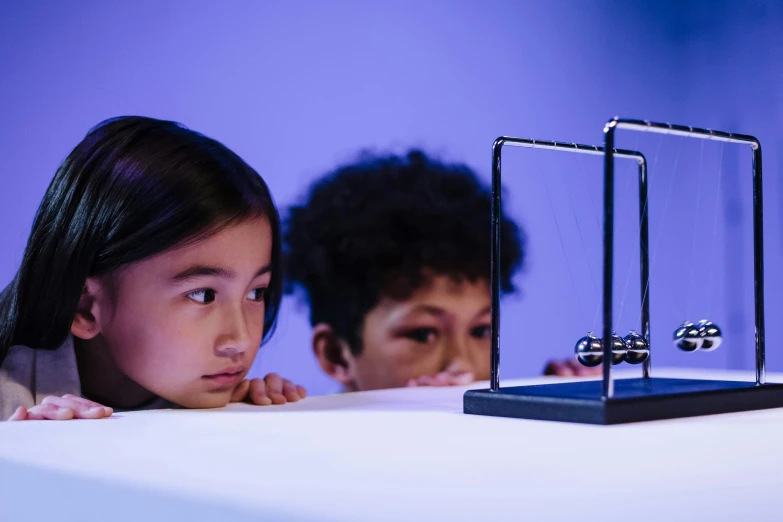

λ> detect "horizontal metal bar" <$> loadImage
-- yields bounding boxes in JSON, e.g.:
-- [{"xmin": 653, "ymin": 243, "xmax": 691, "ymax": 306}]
[
  {"xmin": 605, "ymin": 119, "xmax": 760, "ymax": 149},
  {"xmin": 495, "ymin": 136, "xmax": 646, "ymax": 163}
]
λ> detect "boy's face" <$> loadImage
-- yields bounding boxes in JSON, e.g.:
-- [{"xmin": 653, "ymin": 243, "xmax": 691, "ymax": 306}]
[{"xmin": 330, "ymin": 275, "xmax": 492, "ymax": 391}]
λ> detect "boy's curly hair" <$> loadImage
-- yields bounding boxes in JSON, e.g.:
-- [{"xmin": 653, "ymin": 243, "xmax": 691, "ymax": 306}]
[{"xmin": 283, "ymin": 150, "xmax": 525, "ymax": 354}]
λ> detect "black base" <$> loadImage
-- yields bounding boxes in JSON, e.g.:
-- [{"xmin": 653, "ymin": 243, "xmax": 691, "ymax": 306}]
[{"xmin": 463, "ymin": 377, "xmax": 783, "ymax": 425}]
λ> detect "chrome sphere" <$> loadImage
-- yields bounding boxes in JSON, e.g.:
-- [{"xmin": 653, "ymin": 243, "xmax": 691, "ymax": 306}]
[
  {"xmin": 697, "ymin": 320, "xmax": 723, "ymax": 352},
  {"xmin": 610, "ymin": 332, "xmax": 627, "ymax": 365},
  {"xmin": 575, "ymin": 333, "xmax": 603, "ymax": 367},
  {"xmin": 674, "ymin": 321, "xmax": 702, "ymax": 352},
  {"xmin": 623, "ymin": 330, "xmax": 649, "ymax": 364}
]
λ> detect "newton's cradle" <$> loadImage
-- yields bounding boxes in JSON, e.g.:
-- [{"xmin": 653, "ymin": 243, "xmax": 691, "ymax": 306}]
[{"xmin": 463, "ymin": 118, "xmax": 783, "ymax": 424}]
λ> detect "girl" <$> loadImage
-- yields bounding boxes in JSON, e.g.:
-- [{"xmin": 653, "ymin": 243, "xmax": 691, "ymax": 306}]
[{"xmin": 0, "ymin": 116, "xmax": 306, "ymax": 421}]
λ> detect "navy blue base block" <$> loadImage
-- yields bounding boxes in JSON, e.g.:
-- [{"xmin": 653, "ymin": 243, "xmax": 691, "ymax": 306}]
[{"xmin": 463, "ymin": 377, "xmax": 783, "ymax": 425}]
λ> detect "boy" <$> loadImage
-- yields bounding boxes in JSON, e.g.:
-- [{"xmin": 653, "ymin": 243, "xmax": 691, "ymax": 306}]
[{"xmin": 284, "ymin": 151, "xmax": 592, "ymax": 391}]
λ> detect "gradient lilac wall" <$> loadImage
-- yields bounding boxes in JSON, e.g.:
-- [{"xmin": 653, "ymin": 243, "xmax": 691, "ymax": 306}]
[{"xmin": 1, "ymin": 1, "xmax": 781, "ymax": 395}]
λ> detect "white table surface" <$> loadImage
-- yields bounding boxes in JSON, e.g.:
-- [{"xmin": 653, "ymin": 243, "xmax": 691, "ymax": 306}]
[{"xmin": 1, "ymin": 367, "xmax": 781, "ymax": 522}]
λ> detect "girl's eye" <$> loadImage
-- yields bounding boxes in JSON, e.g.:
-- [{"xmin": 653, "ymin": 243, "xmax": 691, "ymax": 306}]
[
  {"xmin": 471, "ymin": 325, "xmax": 492, "ymax": 339},
  {"xmin": 247, "ymin": 287, "xmax": 267, "ymax": 302},
  {"xmin": 404, "ymin": 328, "xmax": 438, "ymax": 344},
  {"xmin": 188, "ymin": 289, "xmax": 216, "ymax": 304}
]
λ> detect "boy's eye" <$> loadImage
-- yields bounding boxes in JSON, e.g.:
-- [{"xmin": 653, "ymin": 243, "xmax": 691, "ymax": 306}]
[
  {"xmin": 247, "ymin": 287, "xmax": 267, "ymax": 302},
  {"xmin": 471, "ymin": 325, "xmax": 491, "ymax": 339},
  {"xmin": 404, "ymin": 328, "xmax": 438, "ymax": 344},
  {"xmin": 188, "ymin": 289, "xmax": 216, "ymax": 304}
]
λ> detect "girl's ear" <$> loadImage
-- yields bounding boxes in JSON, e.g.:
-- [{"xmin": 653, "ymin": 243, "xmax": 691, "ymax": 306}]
[
  {"xmin": 70, "ymin": 277, "xmax": 106, "ymax": 340},
  {"xmin": 312, "ymin": 323, "xmax": 358, "ymax": 388}
]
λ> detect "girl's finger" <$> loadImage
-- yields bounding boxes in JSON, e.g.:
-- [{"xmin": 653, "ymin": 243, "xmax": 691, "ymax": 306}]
[
  {"xmin": 249, "ymin": 378, "xmax": 273, "ymax": 406},
  {"xmin": 282, "ymin": 380, "xmax": 301, "ymax": 402},
  {"xmin": 263, "ymin": 373, "xmax": 287, "ymax": 404},
  {"xmin": 296, "ymin": 385, "xmax": 307, "ymax": 399},
  {"xmin": 230, "ymin": 379, "xmax": 251, "ymax": 403},
  {"xmin": 62, "ymin": 394, "xmax": 114, "ymax": 417},
  {"xmin": 42, "ymin": 396, "xmax": 104, "ymax": 419},
  {"xmin": 27, "ymin": 403, "xmax": 74, "ymax": 420},
  {"xmin": 8, "ymin": 406, "xmax": 29, "ymax": 421}
]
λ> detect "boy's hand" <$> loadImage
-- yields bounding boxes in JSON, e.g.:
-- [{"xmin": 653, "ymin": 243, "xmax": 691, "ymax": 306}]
[
  {"xmin": 406, "ymin": 371, "xmax": 475, "ymax": 387},
  {"xmin": 8, "ymin": 395, "xmax": 114, "ymax": 421},
  {"xmin": 231, "ymin": 373, "xmax": 307, "ymax": 406},
  {"xmin": 543, "ymin": 359, "xmax": 603, "ymax": 377}
]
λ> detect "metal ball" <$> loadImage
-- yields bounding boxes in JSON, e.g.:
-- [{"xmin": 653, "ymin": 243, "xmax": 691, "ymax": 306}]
[
  {"xmin": 623, "ymin": 330, "xmax": 649, "ymax": 364},
  {"xmin": 610, "ymin": 332, "xmax": 626, "ymax": 365},
  {"xmin": 697, "ymin": 320, "xmax": 723, "ymax": 352},
  {"xmin": 673, "ymin": 321, "xmax": 702, "ymax": 352},
  {"xmin": 575, "ymin": 333, "xmax": 603, "ymax": 367}
]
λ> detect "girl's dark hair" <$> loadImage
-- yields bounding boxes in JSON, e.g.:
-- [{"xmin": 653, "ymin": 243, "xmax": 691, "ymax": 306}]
[{"xmin": 0, "ymin": 116, "xmax": 282, "ymax": 363}]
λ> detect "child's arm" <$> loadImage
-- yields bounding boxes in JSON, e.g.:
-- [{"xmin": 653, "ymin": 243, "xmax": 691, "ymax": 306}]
[
  {"xmin": 8, "ymin": 394, "xmax": 113, "ymax": 421},
  {"xmin": 230, "ymin": 373, "xmax": 307, "ymax": 406}
]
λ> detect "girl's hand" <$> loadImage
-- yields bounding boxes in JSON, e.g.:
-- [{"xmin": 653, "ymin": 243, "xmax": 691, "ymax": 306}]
[
  {"xmin": 406, "ymin": 371, "xmax": 475, "ymax": 387},
  {"xmin": 543, "ymin": 359, "xmax": 603, "ymax": 377},
  {"xmin": 230, "ymin": 373, "xmax": 307, "ymax": 406},
  {"xmin": 8, "ymin": 395, "xmax": 114, "ymax": 421}
]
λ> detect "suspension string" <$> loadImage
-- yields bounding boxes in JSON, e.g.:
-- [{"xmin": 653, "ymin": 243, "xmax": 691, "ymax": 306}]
[
  {"xmin": 685, "ymin": 141, "xmax": 706, "ymax": 320},
  {"xmin": 641, "ymin": 137, "xmax": 686, "ymax": 320},
  {"xmin": 705, "ymin": 142, "xmax": 726, "ymax": 317},
  {"xmin": 536, "ymin": 148, "xmax": 587, "ymax": 328},
  {"xmin": 563, "ymin": 158, "xmax": 601, "ymax": 332}
]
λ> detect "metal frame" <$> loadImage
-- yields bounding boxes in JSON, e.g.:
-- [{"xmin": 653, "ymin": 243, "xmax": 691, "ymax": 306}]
[
  {"xmin": 489, "ymin": 137, "xmax": 650, "ymax": 393},
  {"xmin": 602, "ymin": 118, "xmax": 765, "ymax": 397}
]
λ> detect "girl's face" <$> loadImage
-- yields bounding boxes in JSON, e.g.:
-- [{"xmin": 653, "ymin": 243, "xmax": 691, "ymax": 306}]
[
  {"xmin": 348, "ymin": 276, "xmax": 492, "ymax": 391},
  {"xmin": 79, "ymin": 217, "xmax": 273, "ymax": 409}
]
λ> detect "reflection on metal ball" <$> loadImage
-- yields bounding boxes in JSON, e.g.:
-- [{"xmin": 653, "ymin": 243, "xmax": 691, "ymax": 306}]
[
  {"xmin": 674, "ymin": 322, "xmax": 702, "ymax": 352},
  {"xmin": 575, "ymin": 333, "xmax": 603, "ymax": 367},
  {"xmin": 697, "ymin": 320, "xmax": 723, "ymax": 352},
  {"xmin": 610, "ymin": 332, "xmax": 627, "ymax": 365},
  {"xmin": 623, "ymin": 331, "xmax": 649, "ymax": 364}
]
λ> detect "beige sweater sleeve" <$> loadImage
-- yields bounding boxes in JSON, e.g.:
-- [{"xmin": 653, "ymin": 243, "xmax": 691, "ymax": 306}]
[
  {"xmin": 0, "ymin": 337, "xmax": 82, "ymax": 421},
  {"xmin": 0, "ymin": 344, "xmax": 37, "ymax": 420}
]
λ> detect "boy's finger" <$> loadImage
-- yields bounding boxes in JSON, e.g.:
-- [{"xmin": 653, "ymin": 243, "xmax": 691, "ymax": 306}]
[
  {"xmin": 569, "ymin": 360, "xmax": 601, "ymax": 376},
  {"xmin": 249, "ymin": 379, "xmax": 273, "ymax": 406},
  {"xmin": 431, "ymin": 373, "xmax": 453, "ymax": 386},
  {"xmin": 445, "ymin": 372, "xmax": 474, "ymax": 386},
  {"xmin": 411, "ymin": 375, "xmax": 432, "ymax": 386},
  {"xmin": 413, "ymin": 375, "xmax": 447, "ymax": 386},
  {"xmin": 296, "ymin": 385, "xmax": 307, "ymax": 399},
  {"xmin": 547, "ymin": 361, "xmax": 574, "ymax": 376}
]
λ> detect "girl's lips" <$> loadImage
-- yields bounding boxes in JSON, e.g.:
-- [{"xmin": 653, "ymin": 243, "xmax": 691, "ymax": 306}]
[{"xmin": 202, "ymin": 368, "xmax": 244, "ymax": 388}]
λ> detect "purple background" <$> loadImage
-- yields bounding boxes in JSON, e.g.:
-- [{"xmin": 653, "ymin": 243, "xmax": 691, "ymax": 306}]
[{"xmin": 1, "ymin": 1, "xmax": 781, "ymax": 395}]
